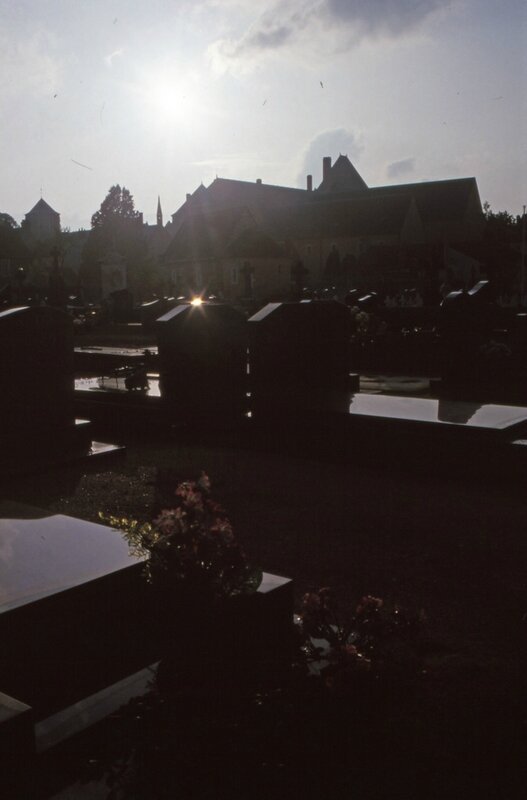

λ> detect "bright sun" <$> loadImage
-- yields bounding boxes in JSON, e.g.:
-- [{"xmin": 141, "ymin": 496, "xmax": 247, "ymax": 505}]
[{"xmin": 139, "ymin": 72, "xmax": 206, "ymax": 129}]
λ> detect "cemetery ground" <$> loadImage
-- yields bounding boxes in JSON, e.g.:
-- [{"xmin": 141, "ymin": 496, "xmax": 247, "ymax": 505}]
[{"xmin": 4, "ymin": 427, "xmax": 527, "ymax": 799}]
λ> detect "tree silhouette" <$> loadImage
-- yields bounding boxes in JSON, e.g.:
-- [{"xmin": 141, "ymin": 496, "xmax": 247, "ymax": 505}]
[
  {"xmin": 81, "ymin": 185, "xmax": 151, "ymax": 300},
  {"xmin": 0, "ymin": 212, "xmax": 19, "ymax": 229},
  {"xmin": 91, "ymin": 185, "xmax": 141, "ymax": 230}
]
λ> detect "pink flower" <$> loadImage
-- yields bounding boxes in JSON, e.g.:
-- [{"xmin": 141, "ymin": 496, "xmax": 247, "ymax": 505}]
[
  {"xmin": 175, "ymin": 482, "xmax": 204, "ymax": 510},
  {"xmin": 302, "ymin": 592, "xmax": 321, "ymax": 612},
  {"xmin": 197, "ymin": 471, "xmax": 211, "ymax": 493},
  {"xmin": 356, "ymin": 595, "xmax": 383, "ymax": 616},
  {"xmin": 206, "ymin": 499, "xmax": 226, "ymax": 515},
  {"xmin": 153, "ymin": 509, "xmax": 179, "ymax": 536},
  {"xmin": 210, "ymin": 518, "xmax": 234, "ymax": 541},
  {"xmin": 175, "ymin": 480, "xmax": 196, "ymax": 497}
]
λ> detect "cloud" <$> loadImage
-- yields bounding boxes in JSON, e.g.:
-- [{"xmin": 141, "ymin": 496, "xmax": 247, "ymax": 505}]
[
  {"xmin": 209, "ymin": 0, "xmax": 452, "ymax": 70},
  {"xmin": 386, "ymin": 157, "xmax": 416, "ymax": 178},
  {"xmin": 104, "ymin": 48, "xmax": 124, "ymax": 67},
  {"xmin": 298, "ymin": 128, "xmax": 363, "ymax": 186},
  {"xmin": 208, "ymin": 1, "xmax": 314, "ymax": 73},
  {"xmin": 324, "ymin": 0, "xmax": 448, "ymax": 39}
]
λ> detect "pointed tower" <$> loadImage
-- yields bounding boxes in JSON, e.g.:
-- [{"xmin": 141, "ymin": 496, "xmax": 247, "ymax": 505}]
[{"xmin": 157, "ymin": 195, "xmax": 163, "ymax": 228}]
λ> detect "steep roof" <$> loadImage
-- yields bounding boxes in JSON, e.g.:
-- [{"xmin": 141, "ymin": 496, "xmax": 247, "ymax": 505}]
[
  {"xmin": 369, "ymin": 177, "xmax": 480, "ymax": 222},
  {"xmin": 205, "ymin": 178, "xmax": 307, "ymax": 210},
  {"xmin": 317, "ymin": 155, "xmax": 368, "ymax": 194},
  {"xmin": 171, "ymin": 178, "xmax": 308, "ymax": 227},
  {"xmin": 164, "ymin": 206, "xmax": 258, "ymax": 262},
  {"xmin": 26, "ymin": 198, "xmax": 60, "ymax": 217},
  {"xmin": 266, "ymin": 192, "xmax": 413, "ymax": 240}
]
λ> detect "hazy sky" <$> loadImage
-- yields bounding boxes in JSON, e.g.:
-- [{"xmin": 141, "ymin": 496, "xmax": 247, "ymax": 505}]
[{"xmin": 1, "ymin": 0, "xmax": 525, "ymax": 229}]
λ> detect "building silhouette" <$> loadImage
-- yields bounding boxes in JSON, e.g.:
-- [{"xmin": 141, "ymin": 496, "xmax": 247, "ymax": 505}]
[
  {"xmin": 21, "ymin": 198, "xmax": 61, "ymax": 243},
  {"xmin": 163, "ymin": 155, "xmax": 485, "ymax": 304}
]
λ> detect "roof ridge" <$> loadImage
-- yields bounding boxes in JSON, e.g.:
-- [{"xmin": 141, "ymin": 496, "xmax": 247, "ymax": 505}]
[{"xmin": 371, "ymin": 177, "xmax": 476, "ymax": 192}]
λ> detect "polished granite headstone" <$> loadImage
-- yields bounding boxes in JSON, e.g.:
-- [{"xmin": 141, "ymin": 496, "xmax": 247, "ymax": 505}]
[
  {"xmin": 0, "ymin": 305, "xmax": 74, "ymax": 432},
  {"xmin": 0, "ymin": 306, "xmax": 123, "ymax": 475},
  {"xmin": 312, "ymin": 392, "xmax": 527, "ymax": 471},
  {"xmin": 0, "ymin": 503, "xmax": 294, "ymax": 730},
  {"xmin": 248, "ymin": 300, "xmax": 351, "ymax": 418},
  {"xmin": 0, "ymin": 504, "xmax": 149, "ymax": 719},
  {"xmin": 0, "ymin": 503, "xmax": 293, "ymax": 797},
  {"xmin": 156, "ymin": 303, "xmax": 247, "ymax": 416},
  {"xmin": 347, "ymin": 394, "xmax": 527, "ymax": 433}
]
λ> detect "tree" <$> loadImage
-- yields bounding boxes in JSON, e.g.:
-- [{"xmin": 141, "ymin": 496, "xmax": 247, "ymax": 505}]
[
  {"xmin": 0, "ymin": 212, "xmax": 19, "ymax": 229},
  {"xmin": 81, "ymin": 185, "xmax": 150, "ymax": 301},
  {"xmin": 482, "ymin": 202, "xmax": 524, "ymax": 293},
  {"xmin": 483, "ymin": 201, "xmax": 522, "ymax": 244},
  {"xmin": 91, "ymin": 185, "xmax": 141, "ymax": 230}
]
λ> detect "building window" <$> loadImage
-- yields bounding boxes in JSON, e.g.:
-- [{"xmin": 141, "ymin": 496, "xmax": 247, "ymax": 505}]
[{"xmin": 231, "ymin": 266, "xmax": 239, "ymax": 284}]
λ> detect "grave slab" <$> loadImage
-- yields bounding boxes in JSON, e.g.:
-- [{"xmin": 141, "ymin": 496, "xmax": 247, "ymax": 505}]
[{"xmin": 0, "ymin": 503, "xmax": 149, "ymax": 719}]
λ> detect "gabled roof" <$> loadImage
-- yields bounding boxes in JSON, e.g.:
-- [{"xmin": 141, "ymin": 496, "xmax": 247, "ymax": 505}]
[
  {"xmin": 26, "ymin": 198, "xmax": 60, "ymax": 217},
  {"xmin": 205, "ymin": 178, "xmax": 307, "ymax": 210},
  {"xmin": 266, "ymin": 192, "xmax": 414, "ymax": 240},
  {"xmin": 317, "ymin": 155, "xmax": 368, "ymax": 194},
  {"xmin": 164, "ymin": 206, "xmax": 258, "ymax": 262},
  {"xmin": 171, "ymin": 178, "xmax": 308, "ymax": 227},
  {"xmin": 369, "ymin": 178, "xmax": 480, "ymax": 222}
]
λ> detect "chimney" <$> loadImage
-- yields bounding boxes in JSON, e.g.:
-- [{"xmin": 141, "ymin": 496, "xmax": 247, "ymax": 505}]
[
  {"xmin": 186, "ymin": 193, "xmax": 191, "ymax": 201},
  {"xmin": 256, "ymin": 178, "xmax": 262, "ymax": 184},
  {"xmin": 322, "ymin": 156, "xmax": 331, "ymax": 182},
  {"xmin": 307, "ymin": 174, "xmax": 313, "ymax": 192}
]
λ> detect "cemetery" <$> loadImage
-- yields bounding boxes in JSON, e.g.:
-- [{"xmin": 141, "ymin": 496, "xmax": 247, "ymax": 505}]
[{"xmin": 1, "ymin": 295, "xmax": 527, "ymax": 797}]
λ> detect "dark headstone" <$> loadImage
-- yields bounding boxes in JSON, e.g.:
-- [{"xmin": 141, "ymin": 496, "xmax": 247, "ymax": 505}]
[
  {"xmin": 156, "ymin": 302, "xmax": 247, "ymax": 416},
  {"xmin": 248, "ymin": 300, "xmax": 351, "ymax": 416},
  {"xmin": 109, "ymin": 288, "xmax": 134, "ymax": 322},
  {"xmin": 0, "ymin": 305, "xmax": 74, "ymax": 433},
  {"xmin": 0, "ymin": 502, "xmax": 293, "ymax": 777},
  {"xmin": 0, "ymin": 306, "xmax": 119, "ymax": 475},
  {"xmin": 439, "ymin": 281, "xmax": 497, "ymax": 382},
  {"xmin": 0, "ymin": 504, "xmax": 149, "ymax": 719},
  {"xmin": 140, "ymin": 298, "xmax": 177, "ymax": 331},
  {"xmin": 0, "ymin": 692, "xmax": 35, "ymax": 796}
]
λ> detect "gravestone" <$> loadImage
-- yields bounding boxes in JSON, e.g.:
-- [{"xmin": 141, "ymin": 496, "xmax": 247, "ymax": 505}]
[
  {"xmin": 140, "ymin": 298, "xmax": 177, "ymax": 331},
  {"xmin": 0, "ymin": 306, "xmax": 120, "ymax": 474},
  {"xmin": 109, "ymin": 288, "xmax": 134, "ymax": 322},
  {"xmin": 156, "ymin": 302, "xmax": 247, "ymax": 418},
  {"xmin": 0, "ymin": 502, "xmax": 293, "ymax": 789},
  {"xmin": 439, "ymin": 280, "xmax": 498, "ymax": 384},
  {"xmin": 0, "ymin": 305, "xmax": 74, "ymax": 432},
  {"xmin": 247, "ymin": 300, "xmax": 351, "ymax": 418},
  {"xmin": 140, "ymin": 299, "xmax": 163, "ymax": 330},
  {"xmin": 0, "ymin": 504, "xmax": 150, "ymax": 720}
]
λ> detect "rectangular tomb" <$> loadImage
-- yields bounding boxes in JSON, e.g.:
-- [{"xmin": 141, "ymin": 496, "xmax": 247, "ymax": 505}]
[{"xmin": 0, "ymin": 503, "xmax": 149, "ymax": 719}]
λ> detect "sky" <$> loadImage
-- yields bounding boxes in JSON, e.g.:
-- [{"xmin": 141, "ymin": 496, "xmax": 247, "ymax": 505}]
[{"xmin": 1, "ymin": 0, "xmax": 526, "ymax": 230}]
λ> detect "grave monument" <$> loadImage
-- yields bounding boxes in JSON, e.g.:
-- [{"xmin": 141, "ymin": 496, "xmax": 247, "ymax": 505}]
[
  {"xmin": 247, "ymin": 300, "xmax": 351, "ymax": 420},
  {"xmin": 156, "ymin": 302, "xmax": 247, "ymax": 419},
  {"xmin": 0, "ymin": 305, "xmax": 121, "ymax": 475}
]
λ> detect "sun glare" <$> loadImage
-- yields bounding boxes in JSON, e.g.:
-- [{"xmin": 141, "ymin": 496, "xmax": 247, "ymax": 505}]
[{"xmin": 140, "ymin": 72, "xmax": 205, "ymax": 129}]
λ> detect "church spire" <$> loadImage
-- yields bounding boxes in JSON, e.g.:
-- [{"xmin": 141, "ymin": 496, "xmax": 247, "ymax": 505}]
[{"xmin": 156, "ymin": 195, "xmax": 163, "ymax": 227}]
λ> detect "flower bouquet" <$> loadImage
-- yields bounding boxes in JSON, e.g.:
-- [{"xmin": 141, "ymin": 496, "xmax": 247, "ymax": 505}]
[{"xmin": 102, "ymin": 472, "xmax": 262, "ymax": 601}]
